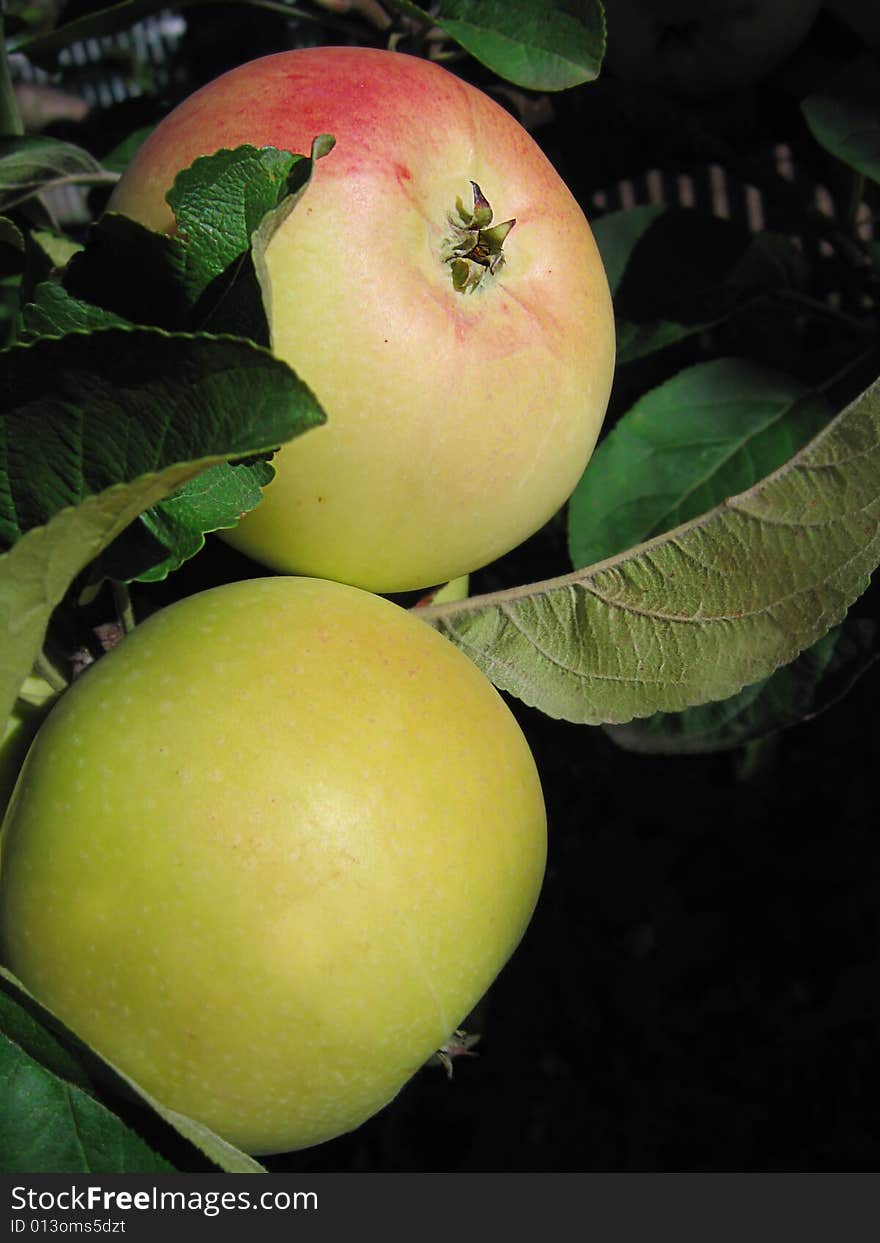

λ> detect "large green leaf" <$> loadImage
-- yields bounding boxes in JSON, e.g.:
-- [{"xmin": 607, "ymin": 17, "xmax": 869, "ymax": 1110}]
[
  {"xmin": 568, "ymin": 359, "xmax": 831, "ymax": 569},
  {"xmin": 567, "ymin": 358, "xmax": 840, "ymax": 750},
  {"xmin": 168, "ymin": 145, "xmax": 304, "ymax": 286},
  {"xmin": 802, "ymin": 56, "xmax": 880, "ymax": 184},
  {"xmin": 16, "ymin": 145, "xmax": 330, "ymax": 581},
  {"xmin": 390, "ymin": 0, "xmax": 605, "ymax": 90},
  {"xmin": 55, "ymin": 216, "xmax": 191, "ymax": 333},
  {"xmin": 1, "ymin": 970, "xmax": 265, "ymax": 1174},
  {"xmin": 0, "ymin": 216, "xmax": 24, "ymax": 266},
  {"xmin": 20, "ymin": 281, "xmax": 129, "ymax": 337},
  {"xmin": 133, "ymin": 457, "xmax": 276, "ymax": 582},
  {"xmin": 0, "ymin": 328, "xmax": 322, "ymax": 545},
  {"xmin": 604, "ymin": 617, "xmax": 878, "ymax": 754},
  {"xmin": 0, "ymin": 135, "xmax": 112, "ymax": 213},
  {"xmin": 419, "ymin": 379, "xmax": 880, "ymax": 724},
  {"xmin": 592, "ymin": 208, "xmax": 808, "ymax": 364},
  {"xmin": 63, "ymin": 143, "xmax": 328, "ymax": 343},
  {"xmin": 0, "ymin": 327, "xmax": 324, "ymax": 725}
]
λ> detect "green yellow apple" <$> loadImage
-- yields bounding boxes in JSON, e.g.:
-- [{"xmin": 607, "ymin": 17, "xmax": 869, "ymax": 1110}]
[
  {"xmin": 108, "ymin": 45, "xmax": 615, "ymax": 593},
  {"xmin": 0, "ymin": 576, "xmax": 546, "ymax": 1154},
  {"xmin": 602, "ymin": 0, "xmax": 822, "ymax": 96}
]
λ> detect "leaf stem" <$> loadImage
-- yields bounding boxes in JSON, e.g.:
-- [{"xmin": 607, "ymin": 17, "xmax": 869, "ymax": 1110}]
[
  {"xmin": 734, "ymin": 736, "xmax": 778, "ymax": 784},
  {"xmin": 818, "ymin": 342, "xmax": 880, "ymax": 398},
  {"xmin": 0, "ymin": 11, "xmax": 25, "ymax": 137},
  {"xmin": 776, "ymin": 288, "xmax": 876, "ymax": 338},
  {"xmin": 4, "ymin": 170, "xmax": 121, "ymax": 215},
  {"xmin": 33, "ymin": 650, "xmax": 69, "ymax": 694},
  {"xmin": 112, "ymin": 580, "xmax": 136, "ymax": 634}
]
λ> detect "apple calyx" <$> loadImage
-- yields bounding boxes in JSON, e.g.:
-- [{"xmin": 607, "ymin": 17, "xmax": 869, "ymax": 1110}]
[{"xmin": 442, "ymin": 181, "xmax": 515, "ymax": 294}]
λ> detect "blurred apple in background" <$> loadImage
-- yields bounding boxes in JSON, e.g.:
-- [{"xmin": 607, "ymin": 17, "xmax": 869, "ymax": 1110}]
[{"xmin": 602, "ymin": 0, "xmax": 822, "ymax": 96}]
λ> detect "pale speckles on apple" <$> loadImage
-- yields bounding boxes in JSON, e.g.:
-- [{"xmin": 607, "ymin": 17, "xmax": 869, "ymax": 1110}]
[{"xmin": 0, "ymin": 577, "xmax": 546, "ymax": 1154}]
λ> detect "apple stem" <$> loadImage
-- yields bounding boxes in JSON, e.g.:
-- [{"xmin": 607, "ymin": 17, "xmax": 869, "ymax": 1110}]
[{"xmin": 441, "ymin": 182, "xmax": 515, "ymax": 294}]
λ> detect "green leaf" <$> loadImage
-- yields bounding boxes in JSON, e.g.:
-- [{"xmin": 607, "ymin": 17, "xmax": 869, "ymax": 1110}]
[
  {"xmin": 168, "ymin": 145, "xmax": 303, "ymax": 300},
  {"xmin": 0, "ymin": 974, "xmax": 91, "ymax": 1091},
  {"xmin": 7, "ymin": 0, "xmax": 164, "ymax": 59},
  {"xmin": 0, "ymin": 327, "xmax": 322, "ymax": 546},
  {"xmin": 20, "ymin": 281, "xmax": 130, "ymax": 338},
  {"xmin": 101, "ymin": 125, "xmax": 154, "ymax": 175},
  {"xmin": 249, "ymin": 133, "xmax": 335, "ymax": 333},
  {"xmin": 0, "ymin": 135, "xmax": 110, "ymax": 213},
  {"xmin": 1, "ymin": 984, "xmax": 174, "ymax": 1173},
  {"xmin": 0, "ymin": 216, "xmax": 24, "ymax": 263},
  {"xmin": 0, "ymin": 327, "xmax": 325, "ymax": 723},
  {"xmin": 389, "ymin": 0, "xmax": 605, "ymax": 90},
  {"xmin": 17, "ymin": 143, "xmax": 333, "ymax": 581},
  {"xmin": 28, "ymin": 228, "xmax": 84, "ymax": 271},
  {"xmin": 1, "ymin": 970, "xmax": 266, "ymax": 1174},
  {"xmin": 591, "ymin": 203, "xmax": 663, "ymax": 293},
  {"xmin": 604, "ymin": 618, "xmax": 878, "ymax": 754},
  {"xmin": 0, "ymin": 462, "xmax": 200, "ymax": 733},
  {"xmin": 419, "ymin": 378, "xmax": 880, "ymax": 725},
  {"xmin": 592, "ymin": 208, "xmax": 808, "ymax": 364},
  {"xmin": 568, "ymin": 359, "xmax": 832, "ymax": 569},
  {"xmin": 802, "ymin": 55, "xmax": 880, "ymax": 184},
  {"xmin": 65, "ymin": 142, "xmax": 331, "ymax": 344},
  {"xmin": 63, "ymin": 213, "xmax": 191, "ymax": 332},
  {"xmin": 133, "ymin": 457, "xmax": 276, "ymax": 583}
]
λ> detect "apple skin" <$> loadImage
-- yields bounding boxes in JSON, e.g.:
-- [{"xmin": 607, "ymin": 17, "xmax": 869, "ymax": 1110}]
[
  {"xmin": 602, "ymin": 0, "xmax": 822, "ymax": 96},
  {"xmin": 107, "ymin": 46, "xmax": 615, "ymax": 594},
  {"xmin": 0, "ymin": 577, "xmax": 546, "ymax": 1155}
]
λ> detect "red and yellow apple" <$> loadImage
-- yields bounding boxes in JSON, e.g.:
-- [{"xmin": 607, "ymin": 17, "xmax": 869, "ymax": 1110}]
[
  {"xmin": 108, "ymin": 46, "xmax": 615, "ymax": 593},
  {"xmin": 0, "ymin": 576, "xmax": 546, "ymax": 1154},
  {"xmin": 602, "ymin": 0, "xmax": 822, "ymax": 96}
]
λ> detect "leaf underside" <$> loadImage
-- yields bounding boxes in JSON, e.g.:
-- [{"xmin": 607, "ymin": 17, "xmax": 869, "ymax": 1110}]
[{"xmin": 419, "ymin": 379, "xmax": 880, "ymax": 725}]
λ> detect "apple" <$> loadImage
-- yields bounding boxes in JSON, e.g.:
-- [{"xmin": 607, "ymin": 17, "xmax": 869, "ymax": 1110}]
[
  {"xmin": 107, "ymin": 46, "xmax": 615, "ymax": 594},
  {"xmin": 602, "ymin": 0, "xmax": 822, "ymax": 96},
  {"xmin": 0, "ymin": 576, "xmax": 547, "ymax": 1154}
]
